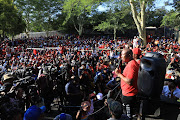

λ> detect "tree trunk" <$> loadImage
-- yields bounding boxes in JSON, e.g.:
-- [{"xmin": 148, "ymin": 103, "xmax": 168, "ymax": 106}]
[
  {"xmin": 46, "ymin": 16, "xmax": 51, "ymax": 37},
  {"xmin": 129, "ymin": 0, "xmax": 147, "ymax": 45},
  {"xmin": 140, "ymin": 0, "xmax": 146, "ymax": 45},
  {"xmin": 114, "ymin": 27, "xmax": 116, "ymax": 40},
  {"xmin": 25, "ymin": 30, "xmax": 29, "ymax": 38},
  {"xmin": 79, "ymin": 24, "xmax": 83, "ymax": 36},
  {"xmin": 25, "ymin": 13, "xmax": 30, "ymax": 38},
  {"xmin": 46, "ymin": 31, "xmax": 49, "ymax": 37},
  {"xmin": 2, "ymin": 31, "xmax": 5, "ymax": 41}
]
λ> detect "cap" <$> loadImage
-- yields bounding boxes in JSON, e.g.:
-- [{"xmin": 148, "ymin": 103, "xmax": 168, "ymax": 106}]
[
  {"xmin": 55, "ymin": 113, "xmax": 73, "ymax": 120},
  {"xmin": 23, "ymin": 105, "xmax": 46, "ymax": 120},
  {"xmin": 96, "ymin": 93, "xmax": 103, "ymax": 100},
  {"xmin": 59, "ymin": 113, "xmax": 66, "ymax": 120},
  {"xmin": 132, "ymin": 48, "xmax": 141, "ymax": 55}
]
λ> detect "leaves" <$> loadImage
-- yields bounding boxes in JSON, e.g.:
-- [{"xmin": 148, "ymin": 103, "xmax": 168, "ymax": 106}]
[
  {"xmin": 161, "ymin": 10, "xmax": 180, "ymax": 29},
  {"xmin": 94, "ymin": 0, "xmax": 132, "ymax": 38},
  {"xmin": 161, "ymin": 0, "xmax": 180, "ymax": 29},
  {"xmin": 15, "ymin": 0, "xmax": 62, "ymax": 32},
  {"xmin": 62, "ymin": 0, "xmax": 100, "ymax": 35},
  {"xmin": 0, "ymin": 0, "xmax": 26, "ymax": 36},
  {"xmin": 146, "ymin": 7, "xmax": 167, "ymax": 27}
]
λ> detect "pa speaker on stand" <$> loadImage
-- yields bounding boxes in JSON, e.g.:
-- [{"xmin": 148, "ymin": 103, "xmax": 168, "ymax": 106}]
[{"xmin": 137, "ymin": 52, "xmax": 166, "ymax": 120}]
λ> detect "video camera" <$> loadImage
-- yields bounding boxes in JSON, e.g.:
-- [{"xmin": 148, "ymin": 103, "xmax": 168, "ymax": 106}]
[{"xmin": 13, "ymin": 76, "xmax": 35, "ymax": 90}]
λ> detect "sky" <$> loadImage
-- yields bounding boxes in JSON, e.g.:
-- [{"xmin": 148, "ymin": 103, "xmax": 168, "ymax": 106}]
[
  {"xmin": 155, "ymin": 0, "xmax": 174, "ymax": 10},
  {"xmin": 97, "ymin": 0, "xmax": 174, "ymax": 12}
]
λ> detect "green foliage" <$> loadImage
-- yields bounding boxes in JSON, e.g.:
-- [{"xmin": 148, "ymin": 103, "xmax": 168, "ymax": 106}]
[
  {"xmin": 146, "ymin": 7, "xmax": 167, "ymax": 27},
  {"xmin": 89, "ymin": 11, "xmax": 107, "ymax": 26},
  {"xmin": 15, "ymin": 0, "xmax": 62, "ymax": 33},
  {"xmin": 94, "ymin": 21, "xmax": 111, "ymax": 31},
  {"xmin": 32, "ymin": 0, "xmax": 62, "ymax": 32},
  {"xmin": 63, "ymin": 0, "xmax": 100, "ymax": 35},
  {"xmin": 161, "ymin": 0, "xmax": 180, "ymax": 29},
  {"xmin": 63, "ymin": 0, "xmax": 96, "ymax": 23},
  {"xmin": 159, "ymin": 0, "xmax": 179, "ymax": 29},
  {"xmin": 161, "ymin": 10, "xmax": 180, "ymax": 28},
  {"xmin": 0, "ymin": 0, "xmax": 26, "ymax": 37},
  {"xmin": 1, "ymin": 0, "xmax": 175, "ymax": 38},
  {"xmin": 94, "ymin": 0, "xmax": 132, "ymax": 38},
  {"xmin": 14, "ymin": 0, "xmax": 35, "ymax": 32},
  {"xmin": 52, "ymin": 13, "xmax": 75, "ymax": 33}
]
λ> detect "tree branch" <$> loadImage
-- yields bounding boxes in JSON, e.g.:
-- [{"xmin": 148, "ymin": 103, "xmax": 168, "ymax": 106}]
[
  {"xmin": 137, "ymin": 13, "xmax": 141, "ymax": 24},
  {"xmin": 129, "ymin": 0, "xmax": 142, "ymax": 35},
  {"xmin": 72, "ymin": 18, "xmax": 79, "ymax": 33},
  {"xmin": 141, "ymin": 0, "xmax": 145, "ymax": 30}
]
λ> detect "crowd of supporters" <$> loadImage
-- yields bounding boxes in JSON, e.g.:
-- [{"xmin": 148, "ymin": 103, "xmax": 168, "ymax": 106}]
[{"xmin": 0, "ymin": 35, "xmax": 180, "ymax": 120}]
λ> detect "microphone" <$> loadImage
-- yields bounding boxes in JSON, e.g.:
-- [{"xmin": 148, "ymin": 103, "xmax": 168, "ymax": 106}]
[{"xmin": 118, "ymin": 59, "xmax": 122, "ymax": 70}]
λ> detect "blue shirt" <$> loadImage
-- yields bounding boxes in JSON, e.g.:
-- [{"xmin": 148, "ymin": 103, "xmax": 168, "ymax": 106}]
[{"xmin": 162, "ymin": 85, "xmax": 180, "ymax": 98}]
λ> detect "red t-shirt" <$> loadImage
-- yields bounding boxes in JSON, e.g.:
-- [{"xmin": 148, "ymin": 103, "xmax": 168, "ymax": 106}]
[
  {"xmin": 121, "ymin": 60, "xmax": 139, "ymax": 96},
  {"xmin": 136, "ymin": 59, "xmax": 141, "ymax": 65}
]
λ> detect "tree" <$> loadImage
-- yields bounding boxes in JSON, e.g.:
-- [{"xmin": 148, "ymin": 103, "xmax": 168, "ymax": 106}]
[
  {"xmin": 0, "ymin": 0, "xmax": 26, "ymax": 38},
  {"xmin": 161, "ymin": 0, "xmax": 180, "ymax": 29},
  {"xmin": 94, "ymin": 0, "xmax": 131, "ymax": 40},
  {"xmin": 32, "ymin": 0, "xmax": 63, "ymax": 35},
  {"xmin": 14, "ymin": 0, "xmax": 36, "ymax": 37},
  {"xmin": 129, "ymin": 0, "xmax": 154, "ymax": 45},
  {"xmin": 15, "ymin": 0, "xmax": 63, "ymax": 36},
  {"xmin": 63, "ymin": 0, "xmax": 99, "ymax": 36},
  {"xmin": 146, "ymin": 7, "xmax": 167, "ymax": 28},
  {"xmin": 161, "ymin": 10, "xmax": 180, "ymax": 29},
  {"xmin": 52, "ymin": 13, "xmax": 76, "ymax": 33},
  {"xmin": 8, "ymin": 12, "xmax": 26, "ymax": 37},
  {"xmin": 166, "ymin": 0, "xmax": 180, "ymax": 12}
]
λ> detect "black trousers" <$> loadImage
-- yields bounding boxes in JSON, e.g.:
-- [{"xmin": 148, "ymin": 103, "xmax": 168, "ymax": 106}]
[{"xmin": 121, "ymin": 94, "xmax": 136, "ymax": 119}]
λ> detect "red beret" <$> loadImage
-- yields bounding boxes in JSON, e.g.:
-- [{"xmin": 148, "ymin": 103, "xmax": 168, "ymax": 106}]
[{"xmin": 132, "ymin": 48, "xmax": 141, "ymax": 55}]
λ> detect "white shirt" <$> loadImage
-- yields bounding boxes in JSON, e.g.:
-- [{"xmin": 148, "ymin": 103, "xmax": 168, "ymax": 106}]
[
  {"xmin": 110, "ymin": 51, "xmax": 114, "ymax": 57},
  {"xmin": 133, "ymin": 38, "xmax": 138, "ymax": 48}
]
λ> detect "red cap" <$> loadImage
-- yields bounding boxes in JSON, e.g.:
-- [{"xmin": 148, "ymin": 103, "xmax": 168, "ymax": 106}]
[
  {"xmin": 132, "ymin": 48, "xmax": 141, "ymax": 55},
  {"xmin": 89, "ymin": 93, "xmax": 96, "ymax": 99}
]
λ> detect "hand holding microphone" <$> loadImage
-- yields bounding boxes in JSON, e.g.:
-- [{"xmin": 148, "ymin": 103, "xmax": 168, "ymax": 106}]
[
  {"xmin": 114, "ymin": 59, "xmax": 122, "ymax": 77},
  {"xmin": 118, "ymin": 59, "xmax": 122, "ymax": 70},
  {"xmin": 115, "ymin": 68, "xmax": 121, "ymax": 77}
]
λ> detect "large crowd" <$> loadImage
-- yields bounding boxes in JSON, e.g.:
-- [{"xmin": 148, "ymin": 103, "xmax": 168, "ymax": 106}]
[{"xmin": 0, "ymin": 35, "xmax": 180, "ymax": 120}]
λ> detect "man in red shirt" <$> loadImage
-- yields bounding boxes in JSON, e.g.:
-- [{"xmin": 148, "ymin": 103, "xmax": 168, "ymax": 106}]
[{"xmin": 115, "ymin": 48, "xmax": 139, "ymax": 119}]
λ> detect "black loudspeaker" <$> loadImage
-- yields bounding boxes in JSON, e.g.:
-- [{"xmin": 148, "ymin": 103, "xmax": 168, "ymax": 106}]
[{"xmin": 138, "ymin": 52, "xmax": 166, "ymax": 98}]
